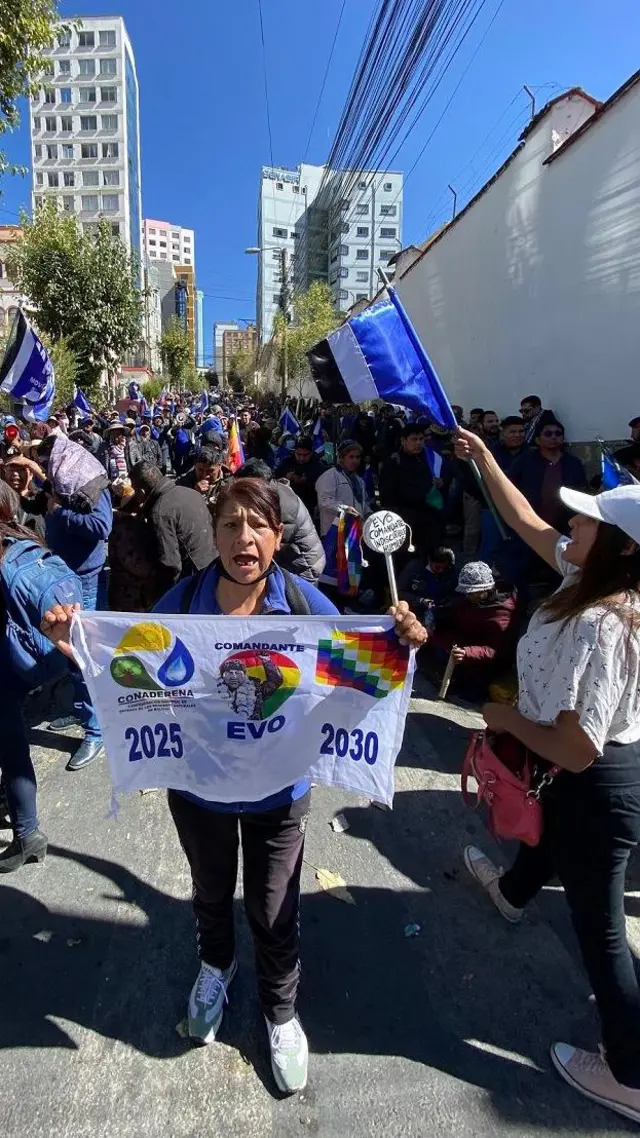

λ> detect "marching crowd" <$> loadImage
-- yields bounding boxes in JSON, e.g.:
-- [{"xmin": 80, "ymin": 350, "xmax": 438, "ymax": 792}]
[{"xmin": 2, "ymin": 386, "xmax": 640, "ymax": 1119}]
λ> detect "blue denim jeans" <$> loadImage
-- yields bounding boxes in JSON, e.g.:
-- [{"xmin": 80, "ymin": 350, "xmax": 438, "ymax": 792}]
[
  {"xmin": 71, "ymin": 571, "xmax": 103, "ymax": 741},
  {"xmin": 0, "ymin": 682, "xmax": 38, "ymax": 838}
]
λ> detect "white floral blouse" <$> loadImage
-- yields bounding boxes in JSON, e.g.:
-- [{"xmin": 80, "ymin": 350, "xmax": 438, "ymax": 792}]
[{"xmin": 517, "ymin": 539, "xmax": 640, "ymax": 754}]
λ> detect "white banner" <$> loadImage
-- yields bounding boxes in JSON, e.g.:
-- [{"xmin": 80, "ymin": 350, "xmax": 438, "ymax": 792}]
[{"xmin": 70, "ymin": 613, "xmax": 415, "ymax": 807}]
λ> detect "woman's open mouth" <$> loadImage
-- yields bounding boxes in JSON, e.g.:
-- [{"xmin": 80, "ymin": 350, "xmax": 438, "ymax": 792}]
[{"xmin": 233, "ymin": 554, "xmax": 259, "ymax": 569}]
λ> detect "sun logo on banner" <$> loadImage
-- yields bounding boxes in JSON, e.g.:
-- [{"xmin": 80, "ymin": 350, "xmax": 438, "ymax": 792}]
[
  {"xmin": 215, "ymin": 649, "xmax": 301, "ymax": 720},
  {"xmin": 110, "ymin": 622, "xmax": 195, "ymax": 690},
  {"xmin": 315, "ymin": 628, "xmax": 409, "ymax": 699}
]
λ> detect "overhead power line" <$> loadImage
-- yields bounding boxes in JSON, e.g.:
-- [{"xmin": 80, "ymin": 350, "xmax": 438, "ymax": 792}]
[
  {"xmin": 256, "ymin": 0, "xmax": 275, "ymax": 170},
  {"xmin": 303, "ymin": 0, "xmax": 348, "ymax": 164}
]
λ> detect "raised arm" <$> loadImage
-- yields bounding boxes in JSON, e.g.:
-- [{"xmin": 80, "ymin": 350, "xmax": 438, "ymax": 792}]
[{"xmin": 454, "ymin": 428, "xmax": 560, "ymax": 569}]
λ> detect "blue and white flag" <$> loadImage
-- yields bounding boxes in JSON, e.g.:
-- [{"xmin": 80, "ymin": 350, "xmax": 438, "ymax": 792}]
[
  {"xmin": 425, "ymin": 446, "xmax": 443, "ymax": 478},
  {"xmin": 279, "ymin": 406, "xmax": 300, "ymax": 436},
  {"xmin": 312, "ymin": 416, "xmax": 324, "ymax": 455},
  {"xmin": 307, "ymin": 287, "xmax": 457, "ymax": 428},
  {"xmin": 128, "ymin": 380, "xmax": 142, "ymax": 401},
  {"xmin": 0, "ymin": 311, "xmax": 55, "ymax": 422},
  {"xmin": 601, "ymin": 445, "xmax": 638, "ymax": 490},
  {"xmin": 139, "ymin": 393, "xmax": 150, "ymax": 417},
  {"xmin": 73, "ymin": 385, "xmax": 92, "ymax": 415},
  {"xmin": 199, "ymin": 390, "xmax": 209, "ymax": 413}
]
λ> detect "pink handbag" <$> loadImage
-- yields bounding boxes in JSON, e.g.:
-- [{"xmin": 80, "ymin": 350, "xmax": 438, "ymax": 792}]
[{"xmin": 461, "ymin": 731, "xmax": 559, "ymax": 847}]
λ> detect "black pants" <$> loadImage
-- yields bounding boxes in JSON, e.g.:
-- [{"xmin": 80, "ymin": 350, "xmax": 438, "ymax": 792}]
[
  {"xmin": 168, "ymin": 790, "xmax": 310, "ymax": 1024},
  {"xmin": 499, "ymin": 743, "xmax": 640, "ymax": 1088}
]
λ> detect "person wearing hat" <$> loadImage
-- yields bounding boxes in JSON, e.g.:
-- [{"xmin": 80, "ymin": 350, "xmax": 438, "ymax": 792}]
[
  {"xmin": 425, "ymin": 560, "xmax": 518, "ymax": 698},
  {"xmin": 315, "ymin": 439, "xmax": 371, "ymax": 538},
  {"xmin": 104, "ymin": 420, "xmax": 132, "ymax": 483},
  {"xmin": 455, "ymin": 426, "xmax": 640, "ymax": 1123}
]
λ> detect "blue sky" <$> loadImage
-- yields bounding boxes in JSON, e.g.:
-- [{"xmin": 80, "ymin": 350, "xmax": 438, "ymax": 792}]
[{"xmin": 1, "ymin": 0, "xmax": 639, "ymax": 364}]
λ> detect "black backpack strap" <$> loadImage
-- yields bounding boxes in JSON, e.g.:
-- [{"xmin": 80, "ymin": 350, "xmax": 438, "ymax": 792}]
[
  {"xmin": 280, "ymin": 568, "xmax": 312, "ymax": 615},
  {"xmin": 179, "ymin": 572, "xmax": 201, "ymax": 614}
]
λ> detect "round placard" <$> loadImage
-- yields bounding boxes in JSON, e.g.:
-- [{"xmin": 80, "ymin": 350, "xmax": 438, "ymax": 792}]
[{"xmin": 362, "ymin": 510, "xmax": 408, "ymax": 554}]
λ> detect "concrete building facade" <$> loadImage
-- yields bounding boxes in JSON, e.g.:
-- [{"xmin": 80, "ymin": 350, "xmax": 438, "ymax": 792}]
[
  {"xmin": 393, "ymin": 76, "xmax": 640, "ymax": 442},
  {"xmin": 213, "ymin": 321, "xmax": 239, "ymax": 380},
  {"xmin": 0, "ymin": 227, "xmax": 28, "ymax": 338},
  {"xmin": 32, "ymin": 17, "xmax": 142, "ymax": 258},
  {"xmin": 222, "ymin": 324, "xmax": 257, "ymax": 383},
  {"xmin": 142, "ymin": 219, "xmax": 195, "ymax": 271}
]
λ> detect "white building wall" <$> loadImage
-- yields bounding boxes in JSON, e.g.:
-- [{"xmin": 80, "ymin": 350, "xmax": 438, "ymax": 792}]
[
  {"xmin": 143, "ymin": 219, "xmax": 195, "ymax": 272},
  {"xmin": 32, "ymin": 17, "xmax": 141, "ymax": 257},
  {"xmin": 327, "ymin": 170, "xmax": 404, "ymax": 312},
  {"xmin": 395, "ymin": 88, "xmax": 640, "ymax": 441}
]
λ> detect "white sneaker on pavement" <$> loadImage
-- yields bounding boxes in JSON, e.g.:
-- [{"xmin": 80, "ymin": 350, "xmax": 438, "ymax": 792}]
[
  {"xmin": 265, "ymin": 1015, "xmax": 308, "ymax": 1093},
  {"xmin": 463, "ymin": 844, "xmax": 523, "ymax": 923},
  {"xmin": 551, "ymin": 1043, "xmax": 640, "ymax": 1123}
]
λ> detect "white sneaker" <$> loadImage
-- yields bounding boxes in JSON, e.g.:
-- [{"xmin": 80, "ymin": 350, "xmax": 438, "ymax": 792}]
[
  {"xmin": 266, "ymin": 1015, "xmax": 308, "ymax": 1093},
  {"xmin": 551, "ymin": 1043, "xmax": 640, "ymax": 1123},
  {"xmin": 463, "ymin": 845, "xmax": 523, "ymax": 923}
]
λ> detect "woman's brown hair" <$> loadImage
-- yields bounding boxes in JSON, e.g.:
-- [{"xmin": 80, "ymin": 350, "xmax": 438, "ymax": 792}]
[
  {"xmin": 0, "ymin": 481, "xmax": 46, "ymax": 561},
  {"xmin": 213, "ymin": 478, "xmax": 282, "ymax": 532},
  {"xmin": 540, "ymin": 521, "xmax": 640, "ymax": 632}
]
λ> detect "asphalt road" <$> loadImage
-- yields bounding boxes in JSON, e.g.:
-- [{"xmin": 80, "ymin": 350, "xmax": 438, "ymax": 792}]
[{"xmin": 0, "ymin": 679, "xmax": 637, "ymax": 1138}]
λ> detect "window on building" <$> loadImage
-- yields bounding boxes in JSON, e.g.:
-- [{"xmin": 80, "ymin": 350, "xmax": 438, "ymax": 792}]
[
  {"xmin": 356, "ymin": 226, "xmax": 369, "ymax": 237},
  {"xmin": 103, "ymin": 170, "xmax": 119, "ymax": 186},
  {"xmin": 80, "ymin": 115, "xmax": 97, "ymax": 131},
  {"xmin": 44, "ymin": 62, "xmax": 55, "ymax": 78},
  {"xmin": 101, "ymin": 114, "xmax": 117, "ymax": 130},
  {"xmin": 339, "ymin": 244, "xmax": 349, "ymax": 256},
  {"xmin": 271, "ymin": 249, "xmax": 280, "ymax": 261},
  {"xmin": 276, "ymin": 182, "xmax": 283, "ymax": 190},
  {"xmin": 47, "ymin": 172, "xmax": 59, "ymax": 187},
  {"xmin": 60, "ymin": 116, "xmax": 72, "ymax": 132},
  {"xmin": 83, "ymin": 223, "xmax": 98, "ymax": 236},
  {"xmin": 330, "ymin": 249, "xmax": 338, "ymax": 264},
  {"xmin": 184, "ymin": 234, "xmax": 191, "ymax": 243},
  {"xmin": 380, "ymin": 204, "xmax": 397, "ymax": 216},
  {"xmin": 184, "ymin": 257, "xmax": 192, "ymax": 265},
  {"xmin": 339, "ymin": 267, "xmax": 349, "ymax": 279},
  {"xmin": 356, "ymin": 270, "xmax": 368, "ymax": 282},
  {"xmin": 62, "ymin": 144, "xmax": 74, "ymax": 159},
  {"xmin": 81, "ymin": 143, "xmax": 98, "ymax": 159},
  {"xmin": 60, "ymin": 88, "xmax": 72, "ymax": 103},
  {"xmin": 81, "ymin": 194, "xmax": 99, "ymax": 211},
  {"xmin": 83, "ymin": 171, "xmax": 99, "ymax": 185},
  {"xmin": 383, "ymin": 182, "xmax": 392, "ymax": 192},
  {"xmin": 59, "ymin": 61, "xmax": 71, "ymax": 75},
  {"xmin": 272, "ymin": 227, "xmax": 287, "ymax": 238},
  {"xmin": 338, "ymin": 199, "xmax": 350, "ymax": 212},
  {"xmin": 172, "ymin": 254, "xmax": 180, "ymax": 261},
  {"xmin": 99, "ymin": 30, "xmax": 116, "ymax": 47},
  {"xmin": 44, "ymin": 88, "xmax": 55, "ymax": 104},
  {"xmin": 33, "ymin": 117, "xmax": 41, "ymax": 132},
  {"xmin": 160, "ymin": 252, "xmax": 167, "ymax": 259},
  {"xmin": 34, "ymin": 196, "xmax": 44, "ymax": 210},
  {"xmin": 356, "ymin": 293, "xmax": 368, "ymax": 301},
  {"xmin": 159, "ymin": 240, "xmax": 167, "ymax": 248},
  {"xmin": 36, "ymin": 172, "xmax": 44, "ymax": 186},
  {"xmin": 380, "ymin": 226, "xmax": 396, "ymax": 238},
  {"xmin": 79, "ymin": 87, "xmax": 97, "ymax": 103},
  {"xmin": 45, "ymin": 116, "xmax": 56, "ymax": 132},
  {"xmin": 58, "ymin": 30, "xmax": 71, "ymax": 48},
  {"xmin": 356, "ymin": 204, "xmax": 368, "ymax": 216},
  {"xmin": 63, "ymin": 171, "xmax": 75, "ymax": 186},
  {"xmin": 148, "ymin": 227, "xmax": 156, "ymax": 235},
  {"xmin": 148, "ymin": 239, "xmax": 156, "ymax": 246},
  {"xmin": 358, "ymin": 180, "xmax": 367, "ymax": 190},
  {"xmin": 329, "ymin": 271, "xmax": 338, "ymax": 285},
  {"xmin": 338, "ymin": 289, "xmax": 348, "ymax": 300},
  {"xmin": 292, "ymin": 185, "xmax": 299, "ymax": 193},
  {"xmin": 273, "ymin": 293, "xmax": 282, "ymax": 304},
  {"xmin": 79, "ymin": 60, "xmax": 95, "ymax": 76},
  {"xmin": 111, "ymin": 222, "xmax": 120, "ymax": 236},
  {"xmin": 100, "ymin": 87, "xmax": 117, "ymax": 103},
  {"xmin": 379, "ymin": 249, "xmax": 393, "ymax": 260},
  {"xmin": 46, "ymin": 143, "xmax": 58, "ymax": 159},
  {"xmin": 99, "ymin": 58, "xmax": 117, "ymax": 76},
  {"xmin": 78, "ymin": 31, "xmax": 95, "ymax": 47},
  {"xmin": 62, "ymin": 195, "xmax": 74, "ymax": 212},
  {"xmin": 171, "ymin": 231, "xmax": 179, "ymax": 240},
  {"xmin": 34, "ymin": 144, "xmax": 42, "ymax": 158},
  {"xmin": 102, "ymin": 142, "xmax": 118, "ymax": 158},
  {"xmin": 356, "ymin": 248, "xmax": 369, "ymax": 260},
  {"xmin": 102, "ymin": 193, "xmax": 118, "ymax": 212}
]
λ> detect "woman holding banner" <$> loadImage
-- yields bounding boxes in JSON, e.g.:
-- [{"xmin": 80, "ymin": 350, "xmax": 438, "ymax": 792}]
[
  {"xmin": 455, "ymin": 427, "xmax": 640, "ymax": 1124},
  {"xmin": 42, "ymin": 477, "xmax": 426, "ymax": 1095}
]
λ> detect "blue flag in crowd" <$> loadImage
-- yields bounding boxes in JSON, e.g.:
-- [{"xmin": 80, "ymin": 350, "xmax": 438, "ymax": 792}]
[
  {"xmin": 425, "ymin": 446, "xmax": 443, "ymax": 478},
  {"xmin": 139, "ymin": 393, "xmax": 150, "ymax": 417},
  {"xmin": 312, "ymin": 416, "xmax": 324, "ymax": 455},
  {"xmin": 363, "ymin": 463, "xmax": 375, "ymax": 501},
  {"xmin": 128, "ymin": 380, "xmax": 142, "ymax": 401},
  {"xmin": 0, "ymin": 310, "xmax": 55, "ymax": 422},
  {"xmin": 307, "ymin": 286, "xmax": 457, "ymax": 428},
  {"xmin": 73, "ymin": 385, "xmax": 92, "ymax": 415},
  {"xmin": 279, "ymin": 406, "xmax": 300, "ymax": 436},
  {"xmin": 199, "ymin": 390, "xmax": 209, "ymax": 413},
  {"xmin": 601, "ymin": 446, "xmax": 638, "ymax": 490}
]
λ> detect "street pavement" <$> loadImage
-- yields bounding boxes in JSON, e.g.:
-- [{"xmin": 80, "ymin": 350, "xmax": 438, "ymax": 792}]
[{"xmin": 0, "ymin": 678, "xmax": 637, "ymax": 1138}]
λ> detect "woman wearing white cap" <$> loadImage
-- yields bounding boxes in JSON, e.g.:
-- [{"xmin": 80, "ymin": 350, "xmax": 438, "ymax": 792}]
[{"xmin": 455, "ymin": 427, "xmax": 640, "ymax": 1123}]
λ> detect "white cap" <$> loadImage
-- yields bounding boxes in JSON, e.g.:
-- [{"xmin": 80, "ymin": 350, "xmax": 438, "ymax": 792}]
[{"xmin": 560, "ymin": 484, "xmax": 640, "ymax": 545}]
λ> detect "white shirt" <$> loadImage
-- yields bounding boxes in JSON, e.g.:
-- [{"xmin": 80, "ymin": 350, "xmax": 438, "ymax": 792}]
[
  {"xmin": 517, "ymin": 538, "xmax": 640, "ymax": 754},
  {"xmin": 315, "ymin": 466, "xmax": 370, "ymax": 537}
]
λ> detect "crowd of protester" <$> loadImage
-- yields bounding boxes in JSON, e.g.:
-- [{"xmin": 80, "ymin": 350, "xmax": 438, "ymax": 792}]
[{"xmin": 2, "ymin": 385, "xmax": 640, "ymax": 1118}]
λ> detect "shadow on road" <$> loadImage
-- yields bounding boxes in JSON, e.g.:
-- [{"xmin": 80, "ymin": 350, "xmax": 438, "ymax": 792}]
[{"xmin": 0, "ymin": 840, "xmax": 633, "ymax": 1131}]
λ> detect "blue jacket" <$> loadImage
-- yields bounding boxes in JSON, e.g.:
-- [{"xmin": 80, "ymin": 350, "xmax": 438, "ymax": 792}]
[
  {"xmin": 45, "ymin": 488, "xmax": 112, "ymax": 576},
  {"xmin": 154, "ymin": 562, "xmax": 338, "ymax": 813}
]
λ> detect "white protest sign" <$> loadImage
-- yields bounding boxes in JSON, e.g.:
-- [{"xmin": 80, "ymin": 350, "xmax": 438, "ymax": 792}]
[
  {"xmin": 71, "ymin": 613, "xmax": 415, "ymax": 807},
  {"xmin": 363, "ymin": 510, "xmax": 408, "ymax": 554}
]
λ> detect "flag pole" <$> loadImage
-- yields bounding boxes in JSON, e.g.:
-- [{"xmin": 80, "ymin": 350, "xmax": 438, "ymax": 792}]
[{"xmin": 377, "ymin": 269, "xmax": 508, "ymax": 541}]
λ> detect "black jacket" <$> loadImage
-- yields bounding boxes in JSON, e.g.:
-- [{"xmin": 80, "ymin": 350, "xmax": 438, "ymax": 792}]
[
  {"xmin": 273, "ymin": 480, "xmax": 325, "ymax": 583},
  {"xmin": 143, "ymin": 477, "xmax": 216, "ymax": 586},
  {"xmin": 379, "ymin": 450, "xmax": 434, "ymax": 513}
]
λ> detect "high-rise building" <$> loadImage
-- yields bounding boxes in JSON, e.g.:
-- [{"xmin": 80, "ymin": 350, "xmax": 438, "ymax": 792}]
[
  {"xmin": 222, "ymin": 324, "xmax": 257, "ymax": 384},
  {"xmin": 213, "ymin": 321, "xmax": 239, "ymax": 380},
  {"xmin": 256, "ymin": 163, "xmax": 403, "ymax": 339},
  {"xmin": 31, "ymin": 17, "xmax": 142, "ymax": 259},
  {"xmin": 142, "ymin": 219, "xmax": 195, "ymax": 270},
  {"xmin": 195, "ymin": 289, "xmax": 204, "ymax": 368}
]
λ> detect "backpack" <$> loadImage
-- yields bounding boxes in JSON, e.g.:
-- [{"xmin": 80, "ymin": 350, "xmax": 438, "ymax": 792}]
[
  {"xmin": 179, "ymin": 565, "xmax": 312, "ymax": 615},
  {"xmin": 0, "ymin": 538, "xmax": 83, "ymax": 684},
  {"xmin": 174, "ymin": 428, "xmax": 191, "ymax": 454}
]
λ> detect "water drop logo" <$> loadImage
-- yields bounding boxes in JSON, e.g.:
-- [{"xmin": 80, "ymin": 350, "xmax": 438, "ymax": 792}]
[{"xmin": 110, "ymin": 622, "xmax": 195, "ymax": 690}]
